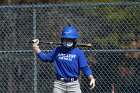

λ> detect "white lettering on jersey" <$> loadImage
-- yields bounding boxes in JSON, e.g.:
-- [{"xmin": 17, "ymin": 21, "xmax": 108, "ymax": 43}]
[{"xmin": 58, "ymin": 53, "xmax": 76, "ymax": 61}]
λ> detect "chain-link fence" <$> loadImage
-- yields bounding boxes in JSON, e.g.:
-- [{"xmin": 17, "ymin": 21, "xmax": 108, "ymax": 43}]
[{"xmin": 0, "ymin": 2, "xmax": 140, "ymax": 93}]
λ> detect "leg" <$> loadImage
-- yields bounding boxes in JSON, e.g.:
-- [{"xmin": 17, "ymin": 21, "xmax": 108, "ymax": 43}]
[
  {"xmin": 53, "ymin": 80, "xmax": 66, "ymax": 93},
  {"xmin": 53, "ymin": 87, "xmax": 65, "ymax": 93},
  {"xmin": 67, "ymin": 80, "xmax": 82, "ymax": 93},
  {"xmin": 68, "ymin": 88, "xmax": 82, "ymax": 93}
]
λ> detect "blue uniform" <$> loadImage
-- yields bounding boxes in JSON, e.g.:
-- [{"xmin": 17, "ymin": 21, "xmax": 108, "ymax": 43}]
[
  {"xmin": 33, "ymin": 26, "xmax": 94, "ymax": 93},
  {"xmin": 37, "ymin": 46, "xmax": 92, "ymax": 79}
]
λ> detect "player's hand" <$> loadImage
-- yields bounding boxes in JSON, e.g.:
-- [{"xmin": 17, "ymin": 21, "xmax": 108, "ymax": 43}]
[
  {"xmin": 32, "ymin": 39, "xmax": 39, "ymax": 48},
  {"xmin": 90, "ymin": 78, "xmax": 95, "ymax": 90}
]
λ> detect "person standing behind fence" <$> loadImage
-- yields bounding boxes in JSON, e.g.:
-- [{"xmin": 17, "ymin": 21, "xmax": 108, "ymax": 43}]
[{"xmin": 32, "ymin": 25, "xmax": 96, "ymax": 93}]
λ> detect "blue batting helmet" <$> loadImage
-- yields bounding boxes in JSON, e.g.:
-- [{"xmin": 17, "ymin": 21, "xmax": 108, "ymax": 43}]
[{"xmin": 61, "ymin": 26, "xmax": 78, "ymax": 39}]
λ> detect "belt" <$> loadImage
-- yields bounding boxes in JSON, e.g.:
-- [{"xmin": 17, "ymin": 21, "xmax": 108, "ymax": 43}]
[{"xmin": 57, "ymin": 77, "xmax": 78, "ymax": 82}]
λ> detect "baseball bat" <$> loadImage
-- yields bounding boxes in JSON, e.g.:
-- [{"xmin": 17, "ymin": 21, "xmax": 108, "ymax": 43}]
[{"xmin": 30, "ymin": 41, "xmax": 92, "ymax": 47}]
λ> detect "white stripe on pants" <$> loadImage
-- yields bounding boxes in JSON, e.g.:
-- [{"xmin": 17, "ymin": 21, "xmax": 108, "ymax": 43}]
[{"xmin": 53, "ymin": 80, "xmax": 82, "ymax": 93}]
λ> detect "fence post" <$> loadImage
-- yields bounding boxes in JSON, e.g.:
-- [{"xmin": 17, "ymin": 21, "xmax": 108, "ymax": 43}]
[{"xmin": 33, "ymin": 4, "xmax": 37, "ymax": 93}]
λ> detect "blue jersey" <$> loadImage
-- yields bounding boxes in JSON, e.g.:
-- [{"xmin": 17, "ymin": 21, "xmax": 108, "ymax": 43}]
[{"xmin": 37, "ymin": 46, "xmax": 92, "ymax": 78}]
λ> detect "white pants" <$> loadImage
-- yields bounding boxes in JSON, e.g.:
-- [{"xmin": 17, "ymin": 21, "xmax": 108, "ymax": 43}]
[{"xmin": 53, "ymin": 80, "xmax": 82, "ymax": 93}]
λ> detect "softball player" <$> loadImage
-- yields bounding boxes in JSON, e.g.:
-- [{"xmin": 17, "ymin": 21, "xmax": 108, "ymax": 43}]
[{"xmin": 32, "ymin": 25, "xmax": 95, "ymax": 93}]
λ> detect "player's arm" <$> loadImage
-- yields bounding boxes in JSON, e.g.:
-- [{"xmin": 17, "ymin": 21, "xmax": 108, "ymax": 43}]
[
  {"xmin": 82, "ymin": 66, "xmax": 96, "ymax": 90},
  {"xmin": 78, "ymin": 50, "xmax": 95, "ymax": 90},
  {"xmin": 81, "ymin": 66, "xmax": 95, "ymax": 81},
  {"xmin": 32, "ymin": 39, "xmax": 53, "ymax": 62},
  {"xmin": 34, "ymin": 47, "xmax": 41, "ymax": 53}
]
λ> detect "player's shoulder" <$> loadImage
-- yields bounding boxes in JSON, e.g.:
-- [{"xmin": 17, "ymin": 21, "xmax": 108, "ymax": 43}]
[
  {"xmin": 55, "ymin": 46, "xmax": 62, "ymax": 49},
  {"xmin": 54, "ymin": 46, "xmax": 67, "ymax": 51},
  {"xmin": 73, "ymin": 48, "xmax": 84, "ymax": 53},
  {"xmin": 54, "ymin": 46, "xmax": 63, "ymax": 51}
]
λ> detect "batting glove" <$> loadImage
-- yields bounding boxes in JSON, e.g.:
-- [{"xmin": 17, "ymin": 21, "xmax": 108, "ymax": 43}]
[
  {"xmin": 32, "ymin": 39, "xmax": 39, "ymax": 48},
  {"xmin": 90, "ymin": 78, "xmax": 96, "ymax": 90}
]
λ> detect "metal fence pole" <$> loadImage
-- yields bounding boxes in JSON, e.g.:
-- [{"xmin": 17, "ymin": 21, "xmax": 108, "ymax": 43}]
[{"xmin": 33, "ymin": 5, "xmax": 37, "ymax": 93}]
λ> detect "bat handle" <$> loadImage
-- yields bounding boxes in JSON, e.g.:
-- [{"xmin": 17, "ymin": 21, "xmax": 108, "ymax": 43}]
[
  {"xmin": 29, "ymin": 41, "xmax": 38, "ymax": 43},
  {"xmin": 29, "ymin": 41, "xmax": 34, "ymax": 43}
]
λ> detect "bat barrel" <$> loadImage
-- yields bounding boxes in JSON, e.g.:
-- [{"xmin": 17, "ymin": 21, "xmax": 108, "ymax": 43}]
[{"xmin": 77, "ymin": 43, "xmax": 92, "ymax": 47}]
